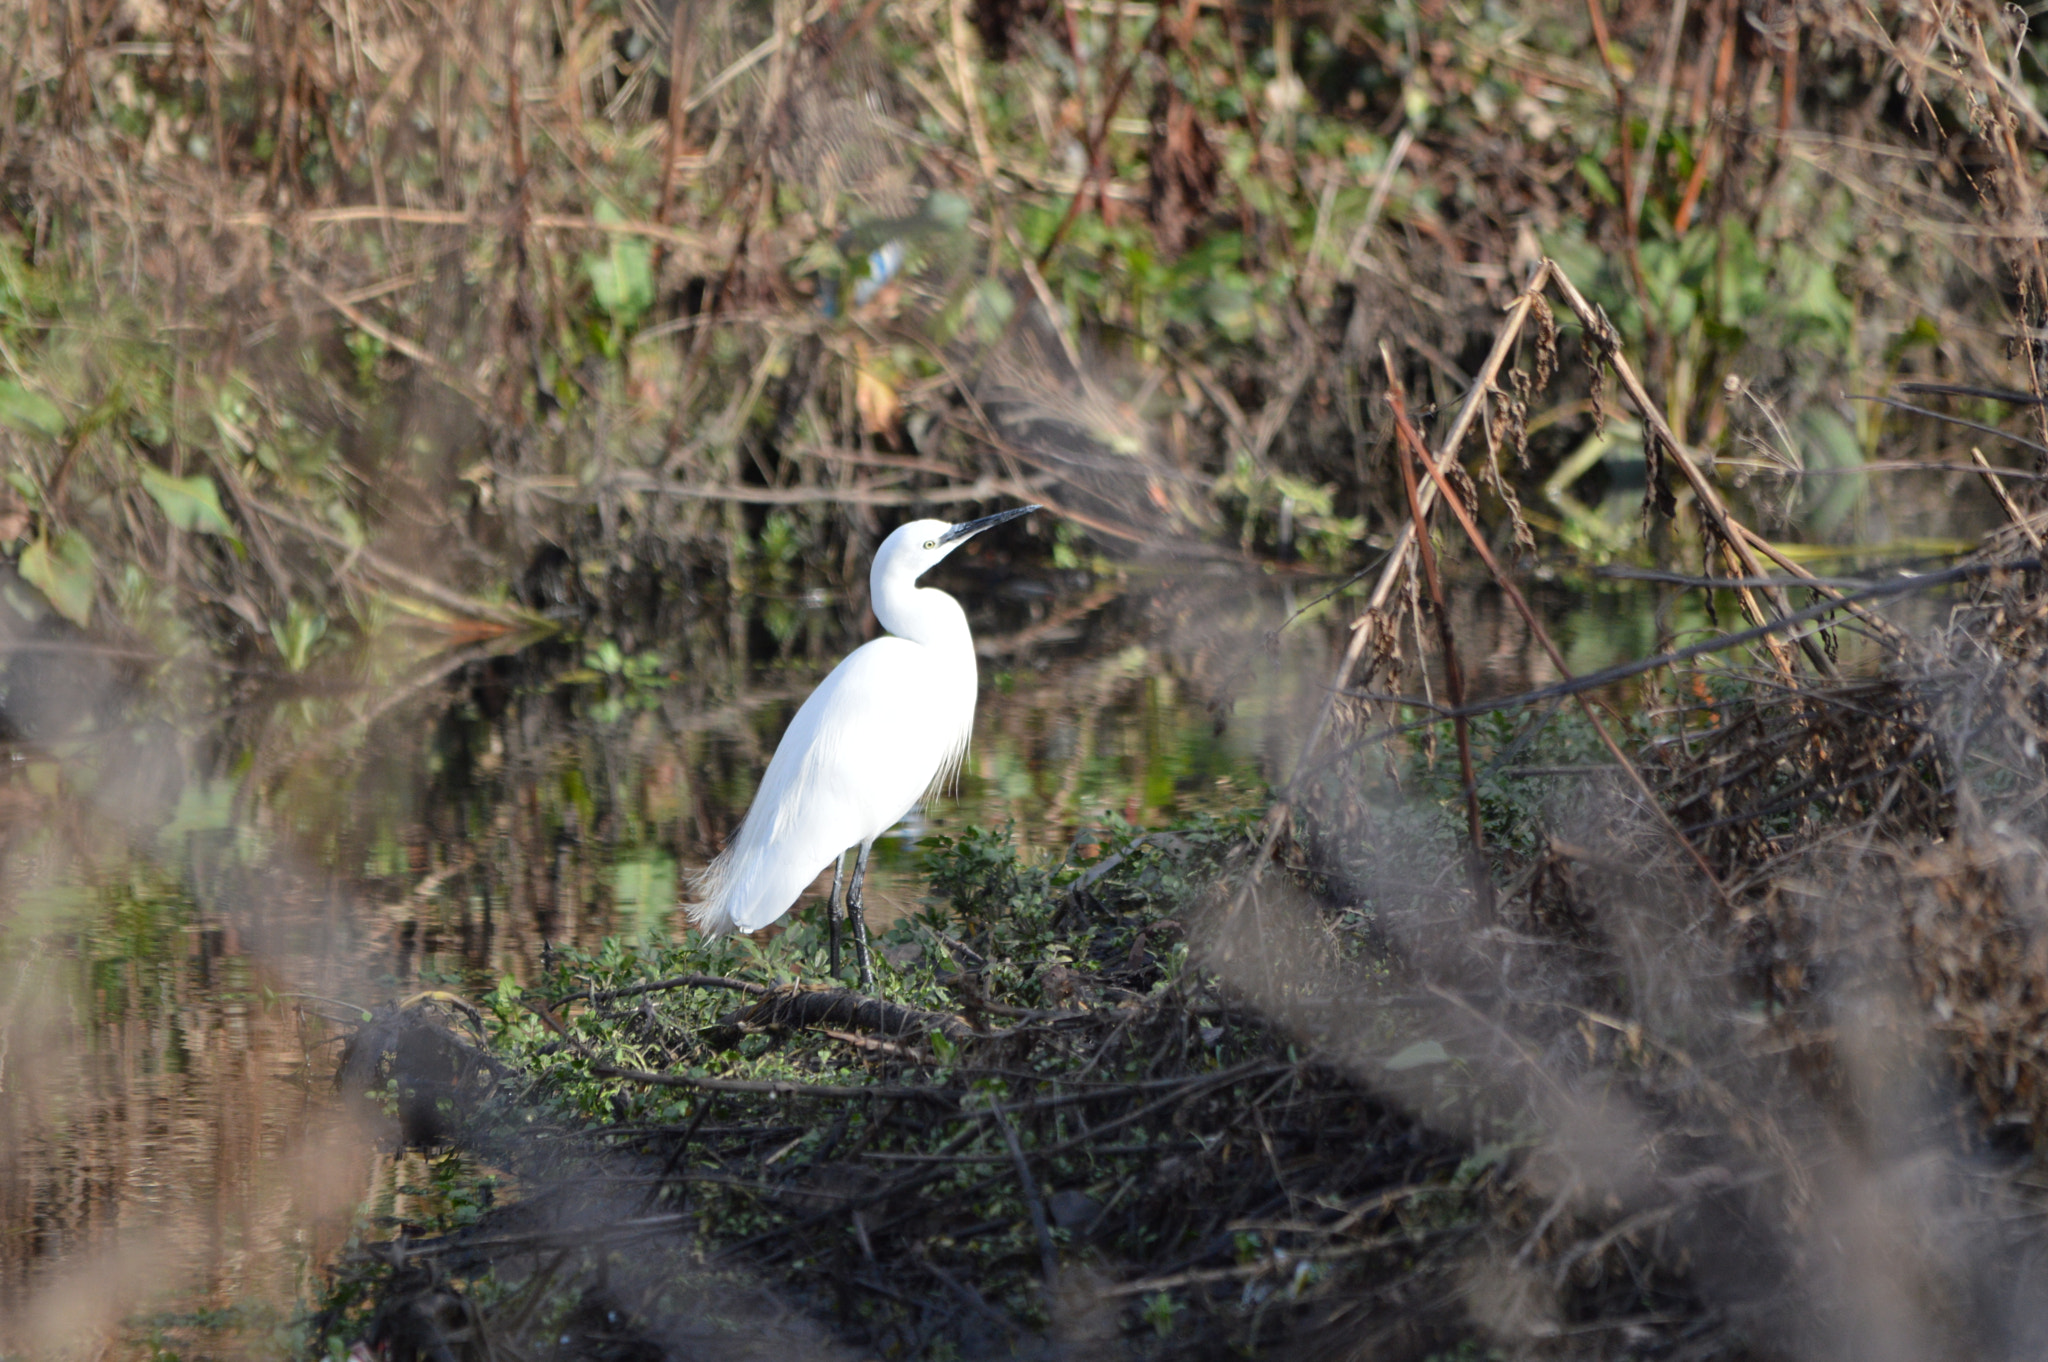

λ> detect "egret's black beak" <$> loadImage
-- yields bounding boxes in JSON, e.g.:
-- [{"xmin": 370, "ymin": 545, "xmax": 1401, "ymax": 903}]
[{"xmin": 939, "ymin": 504, "xmax": 1040, "ymax": 545}]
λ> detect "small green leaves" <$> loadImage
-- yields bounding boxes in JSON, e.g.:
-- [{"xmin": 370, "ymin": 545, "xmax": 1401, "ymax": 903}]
[
  {"xmin": 1575, "ymin": 155, "xmax": 1621, "ymax": 207},
  {"xmin": 138, "ymin": 464, "xmax": 235, "ymax": 537},
  {"xmin": 1384, "ymin": 1039, "xmax": 1452, "ymax": 1071},
  {"xmin": 269, "ymin": 599, "xmax": 328, "ymax": 672},
  {"xmin": 18, "ymin": 530, "xmax": 97, "ymax": 626},
  {"xmin": 583, "ymin": 199, "xmax": 655, "ymax": 330},
  {"xmin": 1887, "ymin": 313, "xmax": 1943, "ymax": 363},
  {"xmin": 0, "ymin": 380, "xmax": 65, "ymax": 437},
  {"xmin": 1141, "ymin": 1290, "xmax": 1183, "ymax": 1336}
]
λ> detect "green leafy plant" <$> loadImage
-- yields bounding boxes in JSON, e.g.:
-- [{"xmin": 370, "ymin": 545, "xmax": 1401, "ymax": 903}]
[
  {"xmin": 137, "ymin": 463, "xmax": 236, "ymax": 539},
  {"xmin": 18, "ymin": 530, "xmax": 97, "ymax": 626},
  {"xmin": 1141, "ymin": 1290, "xmax": 1183, "ymax": 1336},
  {"xmin": 0, "ymin": 379, "xmax": 65, "ymax": 436},
  {"xmin": 270, "ymin": 599, "xmax": 329, "ymax": 672},
  {"xmin": 584, "ymin": 198, "xmax": 656, "ymax": 336}
]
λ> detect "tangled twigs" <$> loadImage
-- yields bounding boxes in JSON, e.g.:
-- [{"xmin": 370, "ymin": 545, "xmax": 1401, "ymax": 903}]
[
  {"xmin": 585, "ymin": 1058, "xmax": 955, "ymax": 1101},
  {"xmin": 1379, "ymin": 348, "xmax": 1723, "ymax": 894},
  {"xmin": 1341, "ymin": 561, "xmax": 2035, "ymax": 738},
  {"xmin": 1545, "ymin": 263, "xmax": 1826, "ymax": 678},
  {"xmin": 584, "ymin": 972, "xmax": 768, "ymax": 1002},
  {"xmin": 720, "ymin": 983, "xmax": 984, "ymax": 1045},
  {"xmin": 1730, "ymin": 521, "xmax": 1912, "ymax": 649},
  {"xmin": 1392, "ymin": 358, "xmax": 1490, "ymax": 880},
  {"xmin": 1289, "ymin": 258, "xmax": 1556, "ymax": 797},
  {"xmin": 574, "ymin": 974, "xmax": 1012, "ymax": 1045},
  {"xmin": 1237, "ymin": 261, "xmax": 1561, "ymax": 930},
  {"xmin": 1033, "ymin": 12, "xmax": 1167, "ymax": 269},
  {"xmin": 1390, "ymin": 367, "xmax": 1489, "ymax": 906},
  {"xmin": 242, "ymin": 494, "xmax": 535, "ymax": 628}
]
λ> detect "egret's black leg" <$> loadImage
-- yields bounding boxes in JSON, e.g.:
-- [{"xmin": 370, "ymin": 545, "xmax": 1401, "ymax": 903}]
[
  {"xmin": 826, "ymin": 851, "xmax": 846, "ymax": 978},
  {"xmin": 847, "ymin": 839, "xmax": 876, "ymax": 991}
]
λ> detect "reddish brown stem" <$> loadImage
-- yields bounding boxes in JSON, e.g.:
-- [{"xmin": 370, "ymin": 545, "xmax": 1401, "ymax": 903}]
[
  {"xmin": 1673, "ymin": 2, "xmax": 1738, "ymax": 235},
  {"xmin": 1394, "ymin": 404, "xmax": 1494, "ymax": 916},
  {"xmin": 1582, "ymin": 0, "xmax": 1650, "ymax": 311},
  {"xmin": 1035, "ymin": 14, "xmax": 1164, "ymax": 270},
  {"xmin": 657, "ymin": 3, "xmax": 696, "ymax": 228},
  {"xmin": 1776, "ymin": 23, "xmax": 1799, "ymax": 133}
]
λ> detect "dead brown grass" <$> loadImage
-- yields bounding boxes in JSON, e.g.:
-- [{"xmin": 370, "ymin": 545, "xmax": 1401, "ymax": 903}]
[{"xmin": 3, "ymin": 0, "xmax": 2045, "ymax": 661}]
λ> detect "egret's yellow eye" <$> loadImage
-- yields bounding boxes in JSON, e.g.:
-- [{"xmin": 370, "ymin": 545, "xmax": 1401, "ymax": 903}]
[{"xmin": 923, "ymin": 539, "xmax": 937, "ymax": 549}]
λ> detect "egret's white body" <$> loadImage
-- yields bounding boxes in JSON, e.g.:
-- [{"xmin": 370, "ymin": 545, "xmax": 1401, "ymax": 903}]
[{"xmin": 686, "ymin": 507, "xmax": 1036, "ymax": 980}]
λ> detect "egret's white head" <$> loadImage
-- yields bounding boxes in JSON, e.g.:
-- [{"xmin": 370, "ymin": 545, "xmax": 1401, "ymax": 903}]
[{"xmin": 873, "ymin": 505, "xmax": 1040, "ymax": 584}]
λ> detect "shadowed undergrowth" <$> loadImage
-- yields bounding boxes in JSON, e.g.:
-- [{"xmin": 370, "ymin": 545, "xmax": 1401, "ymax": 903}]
[{"xmin": 319, "ymin": 557, "xmax": 2048, "ymax": 1359}]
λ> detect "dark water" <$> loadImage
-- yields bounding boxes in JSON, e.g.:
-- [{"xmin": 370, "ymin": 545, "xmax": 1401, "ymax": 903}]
[{"xmin": 0, "ymin": 538, "xmax": 1980, "ymax": 1356}]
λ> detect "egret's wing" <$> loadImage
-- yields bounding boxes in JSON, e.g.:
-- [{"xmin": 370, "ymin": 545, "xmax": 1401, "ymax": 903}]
[
  {"xmin": 686, "ymin": 639, "xmax": 957, "ymax": 934},
  {"xmin": 921, "ymin": 687, "xmax": 975, "ymax": 804}
]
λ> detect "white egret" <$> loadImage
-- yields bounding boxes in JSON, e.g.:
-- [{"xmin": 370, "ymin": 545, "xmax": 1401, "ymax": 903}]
[{"xmin": 686, "ymin": 505, "xmax": 1039, "ymax": 987}]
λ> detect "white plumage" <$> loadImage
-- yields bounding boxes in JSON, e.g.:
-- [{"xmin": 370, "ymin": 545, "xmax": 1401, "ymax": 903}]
[{"xmin": 686, "ymin": 506, "xmax": 1037, "ymax": 984}]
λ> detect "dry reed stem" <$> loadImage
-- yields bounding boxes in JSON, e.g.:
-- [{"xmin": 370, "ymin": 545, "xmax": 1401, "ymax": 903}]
[
  {"xmin": 1287, "ymin": 260, "xmax": 1556, "ymax": 798},
  {"xmin": 1388, "ymin": 369, "xmax": 1489, "ymax": 906},
  {"xmin": 1972, "ymin": 447, "xmax": 2043, "ymax": 553},
  {"xmin": 1732, "ymin": 522, "xmax": 1912, "ymax": 650}
]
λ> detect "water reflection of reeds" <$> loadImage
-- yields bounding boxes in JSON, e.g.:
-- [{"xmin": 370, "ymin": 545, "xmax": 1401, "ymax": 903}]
[{"xmin": 0, "ymin": 848, "xmax": 378, "ymax": 1357}]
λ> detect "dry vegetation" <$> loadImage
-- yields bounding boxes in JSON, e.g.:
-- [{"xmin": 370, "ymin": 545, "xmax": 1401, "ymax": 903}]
[
  {"xmin": 11, "ymin": 0, "xmax": 2048, "ymax": 1356},
  {"xmin": 1, "ymin": 0, "xmax": 2042, "ymax": 652}
]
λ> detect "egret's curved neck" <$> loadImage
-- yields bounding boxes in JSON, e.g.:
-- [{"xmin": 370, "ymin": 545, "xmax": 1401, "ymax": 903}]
[{"xmin": 872, "ymin": 558, "xmax": 971, "ymax": 652}]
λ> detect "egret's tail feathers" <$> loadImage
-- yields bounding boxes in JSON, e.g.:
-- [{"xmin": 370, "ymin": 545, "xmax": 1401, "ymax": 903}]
[
  {"xmin": 685, "ymin": 833, "xmax": 829, "ymax": 939},
  {"xmin": 684, "ymin": 857, "xmax": 741, "ymax": 938}
]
